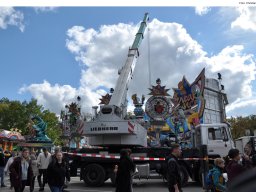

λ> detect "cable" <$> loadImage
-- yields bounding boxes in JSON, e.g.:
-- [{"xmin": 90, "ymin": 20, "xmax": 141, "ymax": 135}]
[{"xmin": 147, "ymin": 27, "xmax": 152, "ymax": 87}]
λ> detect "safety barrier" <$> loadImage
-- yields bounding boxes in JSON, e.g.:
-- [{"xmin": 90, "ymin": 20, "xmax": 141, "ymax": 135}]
[{"xmin": 64, "ymin": 152, "xmax": 213, "ymax": 161}]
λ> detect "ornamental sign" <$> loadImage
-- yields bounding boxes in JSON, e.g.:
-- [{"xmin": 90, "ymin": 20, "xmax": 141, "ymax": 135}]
[{"xmin": 145, "ymin": 96, "xmax": 170, "ymax": 121}]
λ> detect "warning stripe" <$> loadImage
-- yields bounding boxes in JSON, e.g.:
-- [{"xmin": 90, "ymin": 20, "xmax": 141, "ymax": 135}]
[
  {"xmin": 64, "ymin": 152, "xmax": 213, "ymax": 161},
  {"xmin": 128, "ymin": 121, "xmax": 135, "ymax": 134}
]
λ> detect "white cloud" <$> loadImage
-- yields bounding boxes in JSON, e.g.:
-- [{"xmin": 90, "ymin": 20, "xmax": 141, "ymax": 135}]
[
  {"xmin": 0, "ymin": 7, "xmax": 25, "ymax": 32},
  {"xmin": 20, "ymin": 18, "xmax": 256, "ymax": 117},
  {"xmin": 34, "ymin": 7, "xmax": 57, "ymax": 13},
  {"xmin": 195, "ymin": 6, "xmax": 211, "ymax": 16},
  {"xmin": 19, "ymin": 80, "xmax": 101, "ymax": 114},
  {"xmin": 231, "ymin": 7, "xmax": 256, "ymax": 31},
  {"xmin": 226, "ymin": 95, "xmax": 256, "ymax": 117}
]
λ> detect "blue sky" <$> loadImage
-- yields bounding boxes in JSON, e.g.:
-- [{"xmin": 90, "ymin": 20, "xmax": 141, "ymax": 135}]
[{"xmin": 0, "ymin": 7, "xmax": 256, "ymax": 117}]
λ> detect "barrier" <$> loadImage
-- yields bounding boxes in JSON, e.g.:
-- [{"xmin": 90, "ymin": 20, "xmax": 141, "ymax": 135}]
[{"xmin": 64, "ymin": 152, "xmax": 213, "ymax": 161}]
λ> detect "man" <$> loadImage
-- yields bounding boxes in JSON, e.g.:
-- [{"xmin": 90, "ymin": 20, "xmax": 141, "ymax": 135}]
[
  {"xmin": 0, "ymin": 147, "xmax": 7, "ymax": 187},
  {"xmin": 166, "ymin": 144, "xmax": 182, "ymax": 192},
  {"xmin": 37, "ymin": 148, "xmax": 51, "ymax": 191},
  {"xmin": 9, "ymin": 148, "xmax": 33, "ymax": 192}
]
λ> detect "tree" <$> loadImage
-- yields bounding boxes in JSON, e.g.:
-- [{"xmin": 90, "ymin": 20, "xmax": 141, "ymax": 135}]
[
  {"xmin": 0, "ymin": 97, "xmax": 63, "ymax": 145},
  {"xmin": 228, "ymin": 115, "xmax": 256, "ymax": 139}
]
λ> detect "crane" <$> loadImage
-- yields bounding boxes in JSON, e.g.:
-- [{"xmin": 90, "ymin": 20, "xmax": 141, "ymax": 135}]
[
  {"xmin": 82, "ymin": 13, "xmax": 149, "ymax": 147},
  {"xmin": 109, "ymin": 12, "xmax": 149, "ymax": 118}
]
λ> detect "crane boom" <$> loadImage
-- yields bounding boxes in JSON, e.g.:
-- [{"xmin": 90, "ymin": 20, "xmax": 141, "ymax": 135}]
[
  {"xmin": 83, "ymin": 13, "xmax": 149, "ymax": 147},
  {"xmin": 109, "ymin": 13, "xmax": 149, "ymax": 111}
]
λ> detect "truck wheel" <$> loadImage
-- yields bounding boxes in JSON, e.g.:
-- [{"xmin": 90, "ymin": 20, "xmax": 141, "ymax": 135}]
[
  {"xmin": 180, "ymin": 165, "xmax": 189, "ymax": 187},
  {"xmin": 83, "ymin": 164, "xmax": 106, "ymax": 187}
]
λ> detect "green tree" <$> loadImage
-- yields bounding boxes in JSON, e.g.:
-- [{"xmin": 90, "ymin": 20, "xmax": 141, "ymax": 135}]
[
  {"xmin": 0, "ymin": 97, "xmax": 62, "ymax": 145},
  {"xmin": 228, "ymin": 115, "xmax": 256, "ymax": 139}
]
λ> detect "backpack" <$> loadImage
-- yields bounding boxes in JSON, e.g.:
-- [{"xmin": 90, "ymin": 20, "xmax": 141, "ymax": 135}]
[
  {"xmin": 205, "ymin": 169, "xmax": 215, "ymax": 190},
  {"xmin": 162, "ymin": 157, "xmax": 173, "ymax": 180}
]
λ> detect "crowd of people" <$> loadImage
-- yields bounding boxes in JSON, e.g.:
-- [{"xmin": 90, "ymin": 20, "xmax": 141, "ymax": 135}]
[
  {"xmin": 2, "ymin": 144, "xmax": 256, "ymax": 192},
  {"xmin": 113, "ymin": 143, "xmax": 256, "ymax": 192},
  {"xmin": 0, "ymin": 147, "xmax": 70, "ymax": 192}
]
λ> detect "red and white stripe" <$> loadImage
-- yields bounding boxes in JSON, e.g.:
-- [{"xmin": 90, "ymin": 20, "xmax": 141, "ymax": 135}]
[
  {"xmin": 65, "ymin": 152, "xmax": 165, "ymax": 161},
  {"xmin": 128, "ymin": 121, "xmax": 135, "ymax": 134},
  {"xmin": 64, "ymin": 152, "xmax": 213, "ymax": 161}
]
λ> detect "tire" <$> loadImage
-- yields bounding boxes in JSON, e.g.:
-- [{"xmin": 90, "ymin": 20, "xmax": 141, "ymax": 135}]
[
  {"xmin": 180, "ymin": 165, "xmax": 189, "ymax": 187},
  {"xmin": 82, "ymin": 164, "xmax": 106, "ymax": 187}
]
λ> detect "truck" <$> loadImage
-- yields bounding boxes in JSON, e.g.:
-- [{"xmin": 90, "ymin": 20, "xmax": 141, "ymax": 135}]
[
  {"xmin": 66, "ymin": 13, "xmax": 235, "ymax": 187},
  {"xmin": 235, "ymin": 136, "xmax": 256, "ymax": 155}
]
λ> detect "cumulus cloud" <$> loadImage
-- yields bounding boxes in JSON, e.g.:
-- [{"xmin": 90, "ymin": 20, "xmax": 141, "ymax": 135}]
[
  {"xmin": 19, "ymin": 80, "xmax": 102, "ymax": 114},
  {"xmin": 231, "ymin": 7, "xmax": 256, "ymax": 31},
  {"xmin": 0, "ymin": 7, "xmax": 25, "ymax": 32},
  {"xmin": 195, "ymin": 6, "xmax": 211, "ymax": 16},
  {"xmin": 226, "ymin": 95, "xmax": 256, "ymax": 117},
  {"xmin": 20, "ymin": 18, "xmax": 256, "ymax": 117}
]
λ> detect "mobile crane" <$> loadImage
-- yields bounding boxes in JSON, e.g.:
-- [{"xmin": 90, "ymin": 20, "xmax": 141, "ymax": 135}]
[
  {"xmin": 81, "ymin": 13, "xmax": 149, "ymax": 147},
  {"xmin": 67, "ymin": 13, "xmax": 235, "ymax": 187}
]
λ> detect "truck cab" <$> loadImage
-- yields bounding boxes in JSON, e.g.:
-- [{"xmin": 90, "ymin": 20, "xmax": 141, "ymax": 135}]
[{"xmin": 194, "ymin": 123, "xmax": 235, "ymax": 157}]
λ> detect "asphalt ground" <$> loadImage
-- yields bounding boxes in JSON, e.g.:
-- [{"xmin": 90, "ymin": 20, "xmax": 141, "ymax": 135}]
[{"xmin": 1, "ymin": 176, "xmax": 204, "ymax": 192}]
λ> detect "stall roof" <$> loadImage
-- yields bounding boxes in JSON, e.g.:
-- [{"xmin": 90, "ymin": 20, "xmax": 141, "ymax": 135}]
[{"xmin": 0, "ymin": 129, "xmax": 25, "ymax": 142}]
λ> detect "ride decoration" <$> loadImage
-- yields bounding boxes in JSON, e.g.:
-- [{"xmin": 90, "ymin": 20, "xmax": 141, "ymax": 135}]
[
  {"xmin": 0, "ymin": 129, "xmax": 25, "ymax": 141},
  {"xmin": 131, "ymin": 94, "xmax": 145, "ymax": 118},
  {"xmin": 60, "ymin": 97, "xmax": 84, "ymax": 147},
  {"xmin": 30, "ymin": 115, "xmax": 51, "ymax": 142},
  {"xmin": 145, "ymin": 78, "xmax": 171, "ymax": 121}
]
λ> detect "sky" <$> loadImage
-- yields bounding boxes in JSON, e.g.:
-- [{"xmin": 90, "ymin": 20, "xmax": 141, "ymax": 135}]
[{"xmin": 0, "ymin": 6, "xmax": 256, "ymax": 117}]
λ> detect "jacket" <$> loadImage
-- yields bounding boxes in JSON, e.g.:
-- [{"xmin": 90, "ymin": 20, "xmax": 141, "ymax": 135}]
[
  {"xmin": 47, "ymin": 161, "xmax": 70, "ymax": 187},
  {"xmin": 211, "ymin": 166, "xmax": 226, "ymax": 192},
  {"xmin": 31, "ymin": 159, "xmax": 39, "ymax": 177},
  {"xmin": 0, "ymin": 152, "xmax": 5, "ymax": 166},
  {"xmin": 4, "ymin": 156, "xmax": 14, "ymax": 173},
  {"xmin": 9, "ymin": 156, "xmax": 33, "ymax": 188},
  {"xmin": 37, "ymin": 152, "xmax": 51, "ymax": 169},
  {"xmin": 115, "ymin": 156, "xmax": 135, "ymax": 192},
  {"xmin": 226, "ymin": 160, "xmax": 246, "ymax": 183},
  {"xmin": 166, "ymin": 154, "xmax": 182, "ymax": 192}
]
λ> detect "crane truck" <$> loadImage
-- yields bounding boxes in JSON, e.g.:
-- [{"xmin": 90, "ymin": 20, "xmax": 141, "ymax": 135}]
[{"xmin": 66, "ymin": 13, "xmax": 235, "ymax": 187}]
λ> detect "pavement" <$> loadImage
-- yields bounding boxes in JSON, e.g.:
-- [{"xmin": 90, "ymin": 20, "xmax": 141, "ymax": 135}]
[{"xmin": 1, "ymin": 175, "xmax": 204, "ymax": 192}]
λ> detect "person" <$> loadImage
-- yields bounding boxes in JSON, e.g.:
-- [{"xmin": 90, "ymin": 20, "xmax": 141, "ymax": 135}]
[
  {"xmin": 30, "ymin": 153, "xmax": 39, "ymax": 192},
  {"xmin": 243, "ymin": 143, "xmax": 256, "ymax": 166},
  {"xmin": 49, "ymin": 147, "xmax": 69, "ymax": 192},
  {"xmin": 9, "ymin": 148, "xmax": 33, "ymax": 192},
  {"xmin": 49, "ymin": 147, "xmax": 61, "ymax": 164},
  {"xmin": 226, "ymin": 148, "xmax": 251, "ymax": 184},
  {"xmin": 211, "ymin": 158, "xmax": 226, "ymax": 192},
  {"xmin": 37, "ymin": 147, "xmax": 51, "ymax": 191},
  {"xmin": 115, "ymin": 148, "xmax": 135, "ymax": 192},
  {"xmin": 166, "ymin": 144, "xmax": 182, "ymax": 192},
  {"xmin": 47, "ymin": 151, "xmax": 70, "ymax": 192},
  {"xmin": 4, "ymin": 151, "xmax": 17, "ymax": 189},
  {"xmin": 0, "ymin": 147, "xmax": 7, "ymax": 187},
  {"xmin": 227, "ymin": 167, "xmax": 256, "ymax": 192}
]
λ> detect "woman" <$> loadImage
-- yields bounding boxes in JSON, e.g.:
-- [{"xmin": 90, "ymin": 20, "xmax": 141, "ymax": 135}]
[
  {"xmin": 30, "ymin": 153, "xmax": 39, "ymax": 192},
  {"xmin": 211, "ymin": 158, "xmax": 226, "ymax": 192},
  {"xmin": 47, "ymin": 151, "xmax": 70, "ymax": 192},
  {"xmin": 4, "ymin": 151, "xmax": 17, "ymax": 189},
  {"xmin": 115, "ymin": 149, "xmax": 135, "ymax": 192}
]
